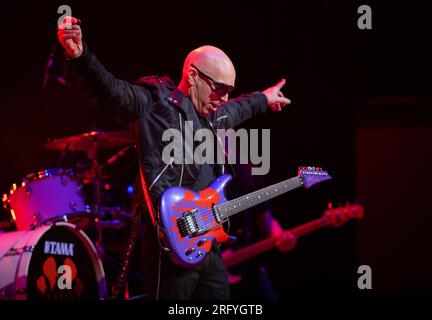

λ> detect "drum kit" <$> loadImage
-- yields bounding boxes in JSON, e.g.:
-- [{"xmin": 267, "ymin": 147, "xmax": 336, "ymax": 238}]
[{"xmin": 0, "ymin": 130, "xmax": 136, "ymax": 300}]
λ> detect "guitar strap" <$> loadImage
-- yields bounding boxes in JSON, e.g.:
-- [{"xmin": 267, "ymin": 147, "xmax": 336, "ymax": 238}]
[{"xmin": 139, "ymin": 165, "xmax": 159, "ymax": 227}]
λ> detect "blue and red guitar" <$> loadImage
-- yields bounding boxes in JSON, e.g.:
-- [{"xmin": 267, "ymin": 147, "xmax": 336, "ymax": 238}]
[{"xmin": 159, "ymin": 167, "xmax": 331, "ymax": 267}]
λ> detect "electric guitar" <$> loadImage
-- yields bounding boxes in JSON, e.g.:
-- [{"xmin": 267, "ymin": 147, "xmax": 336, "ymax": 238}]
[
  {"xmin": 222, "ymin": 204, "xmax": 364, "ymax": 284},
  {"xmin": 159, "ymin": 167, "xmax": 331, "ymax": 267}
]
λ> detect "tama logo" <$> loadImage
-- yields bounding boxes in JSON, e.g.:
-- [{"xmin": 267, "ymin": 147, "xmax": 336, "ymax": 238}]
[{"xmin": 44, "ymin": 241, "xmax": 74, "ymax": 257}]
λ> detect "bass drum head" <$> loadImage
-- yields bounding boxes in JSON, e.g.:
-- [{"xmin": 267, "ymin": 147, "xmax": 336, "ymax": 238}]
[{"xmin": 1, "ymin": 223, "xmax": 107, "ymax": 300}]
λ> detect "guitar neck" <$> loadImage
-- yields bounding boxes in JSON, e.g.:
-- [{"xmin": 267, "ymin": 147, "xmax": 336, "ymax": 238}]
[
  {"xmin": 223, "ymin": 216, "xmax": 330, "ymax": 269},
  {"xmin": 217, "ymin": 176, "xmax": 303, "ymax": 219},
  {"xmin": 290, "ymin": 216, "xmax": 330, "ymax": 237}
]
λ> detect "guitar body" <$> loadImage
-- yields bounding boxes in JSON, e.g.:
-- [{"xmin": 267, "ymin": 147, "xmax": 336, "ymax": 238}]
[{"xmin": 159, "ymin": 174, "xmax": 232, "ymax": 267}]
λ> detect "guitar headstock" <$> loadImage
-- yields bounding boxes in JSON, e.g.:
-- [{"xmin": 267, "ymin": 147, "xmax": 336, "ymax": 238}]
[
  {"xmin": 298, "ymin": 166, "xmax": 332, "ymax": 188},
  {"xmin": 324, "ymin": 204, "xmax": 364, "ymax": 228}
]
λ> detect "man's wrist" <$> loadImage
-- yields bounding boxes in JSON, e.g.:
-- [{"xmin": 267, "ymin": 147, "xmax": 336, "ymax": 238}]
[
  {"xmin": 65, "ymin": 51, "xmax": 81, "ymax": 60},
  {"xmin": 64, "ymin": 41, "xmax": 87, "ymax": 60}
]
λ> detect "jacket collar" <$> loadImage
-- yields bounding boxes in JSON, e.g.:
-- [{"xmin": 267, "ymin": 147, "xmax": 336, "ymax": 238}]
[{"xmin": 166, "ymin": 88, "xmax": 200, "ymax": 120}]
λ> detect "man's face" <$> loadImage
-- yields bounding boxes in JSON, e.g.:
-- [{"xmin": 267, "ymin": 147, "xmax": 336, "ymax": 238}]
[{"xmin": 191, "ymin": 64, "xmax": 235, "ymax": 117}]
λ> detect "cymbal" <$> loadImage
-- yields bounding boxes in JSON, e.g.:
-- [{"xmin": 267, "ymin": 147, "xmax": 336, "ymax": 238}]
[{"xmin": 45, "ymin": 130, "xmax": 134, "ymax": 151}]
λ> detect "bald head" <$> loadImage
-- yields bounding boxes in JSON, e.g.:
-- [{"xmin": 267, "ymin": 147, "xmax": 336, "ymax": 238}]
[
  {"xmin": 178, "ymin": 45, "xmax": 236, "ymax": 116},
  {"xmin": 183, "ymin": 45, "xmax": 236, "ymax": 86}
]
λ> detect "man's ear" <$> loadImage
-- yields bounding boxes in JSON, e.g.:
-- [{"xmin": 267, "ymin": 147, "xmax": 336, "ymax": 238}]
[{"xmin": 187, "ymin": 67, "xmax": 198, "ymax": 86}]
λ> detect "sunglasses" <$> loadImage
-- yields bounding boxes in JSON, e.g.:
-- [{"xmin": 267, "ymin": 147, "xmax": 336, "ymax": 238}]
[{"xmin": 191, "ymin": 64, "xmax": 235, "ymax": 97}]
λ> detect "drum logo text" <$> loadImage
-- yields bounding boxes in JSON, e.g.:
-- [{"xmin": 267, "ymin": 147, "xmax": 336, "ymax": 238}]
[{"xmin": 44, "ymin": 241, "xmax": 74, "ymax": 256}]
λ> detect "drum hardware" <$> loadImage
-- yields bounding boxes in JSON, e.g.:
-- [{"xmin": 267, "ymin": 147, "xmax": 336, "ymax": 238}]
[
  {"xmin": 61, "ymin": 175, "xmax": 69, "ymax": 186},
  {"xmin": 30, "ymin": 212, "xmax": 42, "ymax": 229},
  {"xmin": 24, "ymin": 184, "xmax": 32, "ymax": 196},
  {"xmin": 69, "ymin": 201, "xmax": 78, "ymax": 211},
  {"xmin": 43, "ymin": 130, "xmax": 133, "ymax": 215},
  {"xmin": 5, "ymin": 245, "xmax": 35, "ymax": 257},
  {"xmin": 95, "ymin": 220, "xmax": 125, "ymax": 230}
]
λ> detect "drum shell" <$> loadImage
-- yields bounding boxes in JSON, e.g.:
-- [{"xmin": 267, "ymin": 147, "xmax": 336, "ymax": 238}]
[
  {"xmin": 0, "ymin": 222, "xmax": 107, "ymax": 299},
  {"xmin": 7, "ymin": 171, "xmax": 87, "ymax": 230}
]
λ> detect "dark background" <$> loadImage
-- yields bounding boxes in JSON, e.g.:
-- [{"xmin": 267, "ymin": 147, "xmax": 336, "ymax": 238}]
[{"xmin": 1, "ymin": 0, "xmax": 431, "ymax": 300}]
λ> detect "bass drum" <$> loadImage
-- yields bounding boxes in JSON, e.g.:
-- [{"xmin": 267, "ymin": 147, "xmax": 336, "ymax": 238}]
[{"xmin": 0, "ymin": 222, "xmax": 107, "ymax": 300}]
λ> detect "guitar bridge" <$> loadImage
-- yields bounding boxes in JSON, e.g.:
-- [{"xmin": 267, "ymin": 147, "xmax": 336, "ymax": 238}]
[{"xmin": 177, "ymin": 209, "xmax": 206, "ymax": 237}]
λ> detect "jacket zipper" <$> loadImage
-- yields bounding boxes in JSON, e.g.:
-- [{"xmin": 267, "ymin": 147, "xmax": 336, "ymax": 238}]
[
  {"xmin": 178, "ymin": 113, "xmax": 184, "ymax": 186},
  {"xmin": 149, "ymin": 112, "xmax": 184, "ymax": 190}
]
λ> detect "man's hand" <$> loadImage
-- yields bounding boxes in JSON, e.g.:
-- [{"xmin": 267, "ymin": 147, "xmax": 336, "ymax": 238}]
[
  {"xmin": 262, "ymin": 79, "xmax": 291, "ymax": 111},
  {"xmin": 57, "ymin": 16, "xmax": 83, "ymax": 59},
  {"xmin": 270, "ymin": 219, "xmax": 297, "ymax": 253}
]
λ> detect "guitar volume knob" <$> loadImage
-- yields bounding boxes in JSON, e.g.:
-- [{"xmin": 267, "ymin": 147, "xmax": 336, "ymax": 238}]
[
  {"xmin": 185, "ymin": 247, "xmax": 196, "ymax": 256},
  {"xmin": 197, "ymin": 238, "xmax": 207, "ymax": 246}
]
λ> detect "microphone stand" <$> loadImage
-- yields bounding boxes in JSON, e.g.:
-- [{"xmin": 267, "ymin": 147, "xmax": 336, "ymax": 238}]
[{"xmin": 87, "ymin": 141, "xmax": 105, "ymax": 260}]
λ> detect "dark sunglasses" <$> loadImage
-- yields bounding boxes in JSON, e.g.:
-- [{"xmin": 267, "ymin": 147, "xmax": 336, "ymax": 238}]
[{"xmin": 191, "ymin": 64, "xmax": 235, "ymax": 97}]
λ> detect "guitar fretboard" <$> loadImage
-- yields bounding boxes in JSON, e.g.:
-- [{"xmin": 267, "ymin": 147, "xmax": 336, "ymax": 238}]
[{"xmin": 217, "ymin": 176, "xmax": 303, "ymax": 218}]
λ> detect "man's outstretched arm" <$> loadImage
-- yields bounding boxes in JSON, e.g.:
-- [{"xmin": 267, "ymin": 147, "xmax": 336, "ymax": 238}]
[
  {"xmin": 211, "ymin": 79, "xmax": 291, "ymax": 129},
  {"xmin": 58, "ymin": 16, "xmax": 151, "ymax": 118}
]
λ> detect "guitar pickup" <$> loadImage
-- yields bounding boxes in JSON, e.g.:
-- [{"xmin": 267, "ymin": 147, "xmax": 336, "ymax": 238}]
[{"xmin": 212, "ymin": 204, "xmax": 224, "ymax": 223}]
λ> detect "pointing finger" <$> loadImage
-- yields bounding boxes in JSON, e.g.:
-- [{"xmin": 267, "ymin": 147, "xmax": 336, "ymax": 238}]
[
  {"xmin": 274, "ymin": 78, "xmax": 286, "ymax": 90},
  {"xmin": 277, "ymin": 97, "xmax": 291, "ymax": 105}
]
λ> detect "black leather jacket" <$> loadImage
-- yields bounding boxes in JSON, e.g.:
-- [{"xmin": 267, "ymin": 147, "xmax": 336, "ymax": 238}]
[{"xmin": 65, "ymin": 46, "xmax": 269, "ymax": 210}]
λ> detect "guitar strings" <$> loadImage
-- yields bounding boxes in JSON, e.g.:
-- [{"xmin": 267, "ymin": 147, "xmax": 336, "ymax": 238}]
[{"xmin": 184, "ymin": 178, "xmax": 303, "ymax": 227}]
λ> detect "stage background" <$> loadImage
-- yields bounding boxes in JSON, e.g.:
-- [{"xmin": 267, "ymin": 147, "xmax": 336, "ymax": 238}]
[{"xmin": 0, "ymin": 0, "xmax": 431, "ymax": 299}]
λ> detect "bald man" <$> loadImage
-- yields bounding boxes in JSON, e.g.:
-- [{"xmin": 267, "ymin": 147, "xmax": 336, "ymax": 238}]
[{"xmin": 58, "ymin": 17, "xmax": 291, "ymax": 300}]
